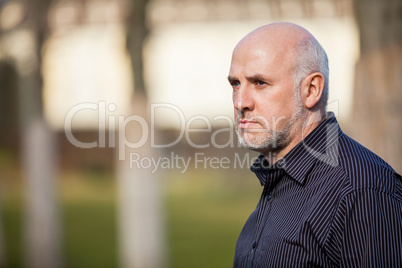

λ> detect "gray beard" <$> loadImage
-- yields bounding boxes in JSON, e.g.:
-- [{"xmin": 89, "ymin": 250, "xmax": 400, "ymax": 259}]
[{"xmin": 236, "ymin": 100, "xmax": 304, "ymax": 154}]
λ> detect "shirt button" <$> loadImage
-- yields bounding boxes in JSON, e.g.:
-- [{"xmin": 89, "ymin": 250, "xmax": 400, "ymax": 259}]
[
  {"xmin": 266, "ymin": 194, "xmax": 271, "ymax": 201},
  {"xmin": 252, "ymin": 241, "xmax": 257, "ymax": 249}
]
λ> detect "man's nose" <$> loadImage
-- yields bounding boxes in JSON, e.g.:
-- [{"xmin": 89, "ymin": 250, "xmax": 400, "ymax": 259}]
[{"xmin": 234, "ymin": 87, "xmax": 254, "ymax": 112}]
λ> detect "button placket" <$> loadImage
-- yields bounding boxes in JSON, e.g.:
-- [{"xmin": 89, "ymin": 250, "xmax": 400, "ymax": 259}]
[{"xmin": 248, "ymin": 167, "xmax": 284, "ymax": 266}]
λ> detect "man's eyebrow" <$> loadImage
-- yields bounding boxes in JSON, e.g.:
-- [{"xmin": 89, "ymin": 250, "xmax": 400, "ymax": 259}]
[
  {"xmin": 227, "ymin": 76, "xmax": 237, "ymax": 82},
  {"xmin": 246, "ymin": 74, "xmax": 268, "ymax": 82},
  {"xmin": 228, "ymin": 74, "xmax": 269, "ymax": 81}
]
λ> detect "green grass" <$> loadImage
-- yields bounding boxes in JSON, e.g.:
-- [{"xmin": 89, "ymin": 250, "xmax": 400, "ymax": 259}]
[
  {"xmin": 165, "ymin": 169, "xmax": 260, "ymax": 268},
  {"xmin": 60, "ymin": 170, "xmax": 118, "ymax": 268},
  {"xmin": 0, "ymin": 149, "xmax": 24, "ymax": 268},
  {"xmin": 0, "ymin": 150, "xmax": 261, "ymax": 268}
]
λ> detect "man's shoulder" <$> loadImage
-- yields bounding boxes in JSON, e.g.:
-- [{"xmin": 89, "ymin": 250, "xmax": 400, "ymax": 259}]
[
  {"xmin": 338, "ymin": 133, "xmax": 393, "ymax": 172},
  {"xmin": 335, "ymin": 133, "xmax": 401, "ymax": 195}
]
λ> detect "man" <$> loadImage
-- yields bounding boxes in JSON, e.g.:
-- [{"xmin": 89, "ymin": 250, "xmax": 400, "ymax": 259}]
[{"xmin": 228, "ymin": 22, "xmax": 402, "ymax": 267}]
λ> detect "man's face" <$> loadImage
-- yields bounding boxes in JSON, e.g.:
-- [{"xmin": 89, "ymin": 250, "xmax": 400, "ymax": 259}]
[{"xmin": 228, "ymin": 39, "xmax": 304, "ymax": 155}]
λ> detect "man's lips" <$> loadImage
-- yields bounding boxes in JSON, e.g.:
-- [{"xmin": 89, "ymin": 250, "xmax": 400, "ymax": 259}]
[{"xmin": 238, "ymin": 119, "xmax": 258, "ymax": 128}]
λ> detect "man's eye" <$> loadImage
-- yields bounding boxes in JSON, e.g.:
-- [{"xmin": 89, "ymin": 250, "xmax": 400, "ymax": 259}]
[
  {"xmin": 257, "ymin": 81, "xmax": 266, "ymax": 86},
  {"xmin": 231, "ymin": 81, "xmax": 240, "ymax": 87}
]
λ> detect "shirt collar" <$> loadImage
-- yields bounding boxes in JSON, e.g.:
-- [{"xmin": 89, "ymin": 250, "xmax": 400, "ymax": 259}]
[{"xmin": 250, "ymin": 112, "xmax": 343, "ymax": 186}]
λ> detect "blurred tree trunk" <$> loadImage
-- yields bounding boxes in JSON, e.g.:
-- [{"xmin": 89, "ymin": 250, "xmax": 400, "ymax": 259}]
[
  {"xmin": 21, "ymin": 0, "xmax": 61, "ymax": 267},
  {"xmin": 351, "ymin": 0, "xmax": 402, "ymax": 173},
  {"xmin": 126, "ymin": 0, "xmax": 148, "ymax": 99},
  {"xmin": 0, "ymin": 61, "xmax": 20, "ymax": 150},
  {"xmin": 0, "ymin": 60, "xmax": 20, "ymax": 268},
  {"xmin": 118, "ymin": 0, "xmax": 166, "ymax": 267}
]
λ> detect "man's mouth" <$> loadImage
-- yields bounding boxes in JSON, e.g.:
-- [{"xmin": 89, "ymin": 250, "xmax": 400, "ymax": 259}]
[{"xmin": 238, "ymin": 119, "xmax": 258, "ymax": 128}]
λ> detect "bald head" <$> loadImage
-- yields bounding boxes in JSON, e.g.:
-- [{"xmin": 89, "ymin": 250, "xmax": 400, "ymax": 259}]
[
  {"xmin": 236, "ymin": 22, "xmax": 314, "ymax": 50},
  {"xmin": 233, "ymin": 22, "xmax": 329, "ymax": 107}
]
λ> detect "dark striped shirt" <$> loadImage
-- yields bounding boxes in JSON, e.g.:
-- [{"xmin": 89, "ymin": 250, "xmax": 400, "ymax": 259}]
[{"xmin": 234, "ymin": 113, "xmax": 402, "ymax": 267}]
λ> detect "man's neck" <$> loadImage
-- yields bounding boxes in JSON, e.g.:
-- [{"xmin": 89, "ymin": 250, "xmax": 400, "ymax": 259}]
[{"xmin": 263, "ymin": 109, "xmax": 327, "ymax": 165}]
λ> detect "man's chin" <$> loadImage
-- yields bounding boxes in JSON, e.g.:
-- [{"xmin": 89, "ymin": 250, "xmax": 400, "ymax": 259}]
[
  {"xmin": 240, "ymin": 138, "xmax": 268, "ymax": 151},
  {"xmin": 239, "ymin": 135, "xmax": 285, "ymax": 153}
]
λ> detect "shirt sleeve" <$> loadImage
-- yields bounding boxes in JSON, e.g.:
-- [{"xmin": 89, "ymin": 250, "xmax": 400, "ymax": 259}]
[{"xmin": 337, "ymin": 188, "xmax": 402, "ymax": 267}]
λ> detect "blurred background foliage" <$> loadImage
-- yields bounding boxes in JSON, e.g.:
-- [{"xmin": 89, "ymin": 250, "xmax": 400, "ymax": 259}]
[{"xmin": 1, "ymin": 149, "xmax": 260, "ymax": 267}]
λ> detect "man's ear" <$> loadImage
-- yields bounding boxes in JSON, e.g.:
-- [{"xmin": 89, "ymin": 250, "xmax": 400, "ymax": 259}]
[{"xmin": 301, "ymin": 72, "xmax": 325, "ymax": 109}]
